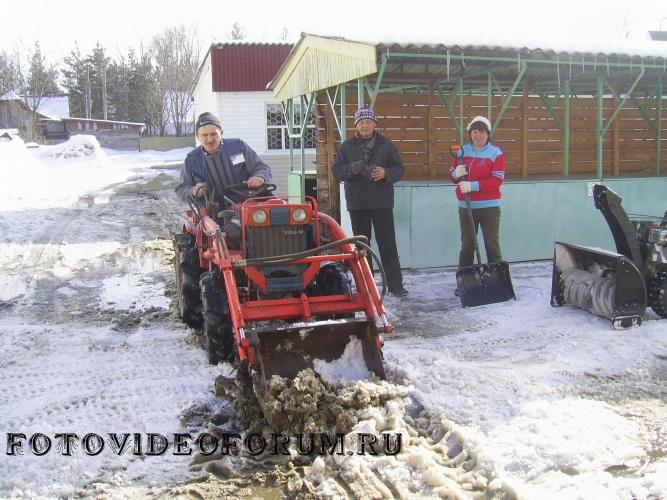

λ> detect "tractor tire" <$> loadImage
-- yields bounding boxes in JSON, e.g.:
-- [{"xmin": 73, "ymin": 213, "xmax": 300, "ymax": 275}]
[
  {"xmin": 173, "ymin": 234, "xmax": 202, "ymax": 327},
  {"xmin": 308, "ymin": 263, "xmax": 352, "ymax": 296},
  {"xmin": 648, "ymin": 270, "xmax": 667, "ymax": 318},
  {"xmin": 200, "ymin": 270, "xmax": 235, "ymax": 365},
  {"xmin": 307, "ymin": 263, "xmax": 354, "ymax": 320}
]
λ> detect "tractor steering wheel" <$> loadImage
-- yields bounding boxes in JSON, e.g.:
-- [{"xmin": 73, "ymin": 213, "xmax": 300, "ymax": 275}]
[{"xmin": 224, "ymin": 182, "xmax": 277, "ymax": 201}]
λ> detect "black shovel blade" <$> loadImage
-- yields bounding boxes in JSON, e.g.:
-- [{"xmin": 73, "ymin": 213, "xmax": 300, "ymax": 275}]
[{"xmin": 456, "ymin": 262, "xmax": 516, "ymax": 308}]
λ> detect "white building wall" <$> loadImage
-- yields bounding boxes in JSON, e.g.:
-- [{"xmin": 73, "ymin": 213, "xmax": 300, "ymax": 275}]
[
  {"xmin": 191, "ymin": 56, "xmax": 217, "ymax": 121},
  {"xmin": 217, "ymin": 91, "xmax": 274, "ymax": 155},
  {"xmin": 218, "ymin": 92, "xmax": 315, "ymax": 196}
]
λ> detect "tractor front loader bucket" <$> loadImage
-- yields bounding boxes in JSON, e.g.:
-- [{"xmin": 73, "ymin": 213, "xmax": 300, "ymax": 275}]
[
  {"xmin": 248, "ymin": 318, "xmax": 385, "ymax": 406},
  {"xmin": 551, "ymin": 242, "xmax": 647, "ymax": 328}
]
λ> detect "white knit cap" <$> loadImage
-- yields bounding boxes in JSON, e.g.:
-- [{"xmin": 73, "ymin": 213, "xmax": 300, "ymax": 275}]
[{"xmin": 466, "ymin": 116, "xmax": 492, "ymax": 132}]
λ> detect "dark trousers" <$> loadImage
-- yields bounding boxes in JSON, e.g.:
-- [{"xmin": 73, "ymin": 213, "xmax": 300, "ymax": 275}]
[
  {"xmin": 458, "ymin": 206, "xmax": 502, "ymax": 268},
  {"xmin": 349, "ymin": 208, "xmax": 404, "ymax": 291}
]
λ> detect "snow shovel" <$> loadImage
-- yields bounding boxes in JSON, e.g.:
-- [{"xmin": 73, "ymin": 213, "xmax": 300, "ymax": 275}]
[{"xmin": 456, "ymin": 193, "xmax": 516, "ymax": 307}]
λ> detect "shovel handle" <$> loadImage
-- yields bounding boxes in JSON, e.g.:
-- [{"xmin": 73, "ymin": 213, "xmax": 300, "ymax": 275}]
[{"xmin": 463, "ymin": 178, "xmax": 483, "ymax": 266}]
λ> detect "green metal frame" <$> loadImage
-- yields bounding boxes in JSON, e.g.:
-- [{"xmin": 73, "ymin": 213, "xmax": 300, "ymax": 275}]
[
  {"xmin": 282, "ymin": 92, "xmax": 315, "ymax": 199},
  {"xmin": 596, "ymin": 68, "xmax": 646, "ymax": 179},
  {"xmin": 381, "ymin": 51, "xmax": 662, "ymax": 181},
  {"xmin": 282, "ymin": 47, "xmax": 664, "ymax": 196},
  {"xmin": 492, "ymin": 63, "xmax": 527, "ymax": 135},
  {"xmin": 437, "ymin": 79, "xmax": 464, "ymax": 140},
  {"xmin": 564, "ymin": 80, "xmax": 571, "ymax": 176}
]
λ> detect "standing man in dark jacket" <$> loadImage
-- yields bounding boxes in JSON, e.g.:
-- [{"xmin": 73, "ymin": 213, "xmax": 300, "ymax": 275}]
[
  {"xmin": 175, "ymin": 112, "xmax": 272, "ymax": 207},
  {"xmin": 332, "ymin": 107, "xmax": 408, "ymax": 297}
]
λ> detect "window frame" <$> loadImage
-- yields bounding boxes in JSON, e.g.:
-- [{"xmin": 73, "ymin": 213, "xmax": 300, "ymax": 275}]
[{"xmin": 265, "ymin": 102, "xmax": 316, "ymax": 152}]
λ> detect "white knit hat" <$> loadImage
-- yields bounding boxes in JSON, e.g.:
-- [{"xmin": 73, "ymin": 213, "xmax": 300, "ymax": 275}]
[{"xmin": 466, "ymin": 116, "xmax": 491, "ymax": 133}]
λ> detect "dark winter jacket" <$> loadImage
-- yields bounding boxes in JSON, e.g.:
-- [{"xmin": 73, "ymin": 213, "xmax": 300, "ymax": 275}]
[
  {"xmin": 175, "ymin": 139, "xmax": 272, "ymax": 205},
  {"xmin": 332, "ymin": 133, "xmax": 404, "ymax": 211}
]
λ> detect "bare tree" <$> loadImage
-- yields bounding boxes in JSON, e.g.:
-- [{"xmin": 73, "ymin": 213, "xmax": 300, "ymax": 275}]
[
  {"xmin": 229, "ymin": 22, "xmax": 246, "ymax": 40},
  {"xmin": 149, "ymin": 25, "xmax": 200, "ymax": 136},
  {"xmin": 617, "ymin": 11, "xmax": 635, "ymax": 40},
  {"xmin": 280, "ymin": 27, "xmax": 290, "ymax": 41},
  {"xmin": 13, "ymin": 42, "xmax": 59, "ymax": 142}
]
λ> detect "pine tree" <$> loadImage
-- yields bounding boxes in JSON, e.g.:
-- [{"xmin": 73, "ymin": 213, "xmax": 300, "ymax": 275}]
[
  {"xmin": 0, "ymin": 51, "xmax": 18, "ymax": 96},
  {"xmin": 27, "ymin": 42, "xmax": 59, "ymax": 97},
  {"xmin": 107, "ymin": 54, "xmax": 132, "ymax": 121},
  {"xmin": 85, "ymin": 43, "xmax": 111, "ymax": 119},
  {"xmin": 61, "ymin": 46, "xmax": 88, "ymax": 118}
]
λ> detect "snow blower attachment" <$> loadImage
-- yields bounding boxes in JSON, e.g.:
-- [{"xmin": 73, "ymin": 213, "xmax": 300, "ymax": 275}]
[
  {"xmin": 551, "ymin": 184, "xmax": 667, "ymax": 328},
  {"xmin": 173, "ymin": 183, "xmax": 391, "ymax": 418}
]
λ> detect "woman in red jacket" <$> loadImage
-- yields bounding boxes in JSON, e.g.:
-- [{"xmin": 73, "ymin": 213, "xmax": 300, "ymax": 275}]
[{"xmin": 450, "ymin": 116, "xmax": 506, "ymax": 292}]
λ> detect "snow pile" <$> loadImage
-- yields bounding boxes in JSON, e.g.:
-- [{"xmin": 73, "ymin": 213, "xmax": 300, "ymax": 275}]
[
  {"xmin": 382, "ymin": 263, "xmax": 667, "ymax": 499},
  {"xmin": 104, "ymin": 146, "xmax": 192, "ymax": 167},
  {"xmin": 0, "ymin": 135, "xmax": 117, "ymax": 210},
  {"xmin": 0, "ymin": 135, "xmax": 188, "ymax": 212},
  {"xmin": 35, "ymin": 134, "xmax": 100, "ymax": 159}
]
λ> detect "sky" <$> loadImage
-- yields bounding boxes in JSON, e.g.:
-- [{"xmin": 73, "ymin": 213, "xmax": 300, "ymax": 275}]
[{"xmin": 2, "ymin": 0, "xmax": 667, "ymax": 62}]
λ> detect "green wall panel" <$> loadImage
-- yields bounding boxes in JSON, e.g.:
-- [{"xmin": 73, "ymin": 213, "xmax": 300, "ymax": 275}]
[
  {"xmin": 340, "ymin": 178, "xmax": 667, "ymax": 269},
  {"xmin": 287, "ymin": 171, "xmax": 303, "ymax": 198}
]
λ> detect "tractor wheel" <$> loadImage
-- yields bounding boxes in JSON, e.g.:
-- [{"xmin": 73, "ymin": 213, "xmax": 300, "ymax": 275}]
[
  {"xmin": 200, "ymin": 271, "xmax": 235, "ymax": 365},
  {"xmin": 173, "ymin": 234, "xmax": 202, "ymax": 327},
  {"xmin": 648, "ymin": 270, "xmax": 667, "ymax": 318},
  {"xmin": 307, "ymin": 263, "xmax": 354, "ymax": 320},
  {"xmin": 308, "ymin": 263, "xmax": 353, "ymax": 296}
]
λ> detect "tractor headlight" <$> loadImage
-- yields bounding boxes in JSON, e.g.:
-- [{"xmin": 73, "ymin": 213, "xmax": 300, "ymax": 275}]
[
  {"xmin": 252, "ymin": 209, "xmax": 268, "ymax": 224},
  {"xmin": 292, "ymin": 208, "xmax": 308, "ymax": 223}
]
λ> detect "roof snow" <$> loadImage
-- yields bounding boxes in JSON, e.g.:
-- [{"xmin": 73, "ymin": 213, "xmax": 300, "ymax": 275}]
[{"xmin": 0, "ymin": 92, "xmax": 70, "ymax": 120}]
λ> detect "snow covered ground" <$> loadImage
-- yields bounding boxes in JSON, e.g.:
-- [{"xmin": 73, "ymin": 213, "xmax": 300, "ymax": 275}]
[{"xmin": 0, "ymin": 135, "xmax": 665, "ymax": 498}]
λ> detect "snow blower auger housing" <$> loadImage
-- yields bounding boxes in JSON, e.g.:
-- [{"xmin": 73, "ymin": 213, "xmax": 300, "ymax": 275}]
[
  {"xmin": 173, "ymin": 183, "xmax": 392, "ymax": 412},
  {"xmin": 551, "ymin": 184, "xmax": 667, "ymax": 328}
]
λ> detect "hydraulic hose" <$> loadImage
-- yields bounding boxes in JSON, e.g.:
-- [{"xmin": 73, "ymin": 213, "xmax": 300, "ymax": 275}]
[{"xmin": 240, "ymin": 236, "xmax": 388, "ymax": 299}]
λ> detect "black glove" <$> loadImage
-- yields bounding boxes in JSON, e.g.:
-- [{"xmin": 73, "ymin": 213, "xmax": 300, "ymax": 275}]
[{"xmin": 349, "ymin": 160, "xmax": 366, "ymax": 175}]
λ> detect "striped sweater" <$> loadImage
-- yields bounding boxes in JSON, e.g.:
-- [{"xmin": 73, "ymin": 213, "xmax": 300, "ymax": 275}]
[{"xmin": 449, "ymin": 142, "xmax": 505, "ymax": 209}]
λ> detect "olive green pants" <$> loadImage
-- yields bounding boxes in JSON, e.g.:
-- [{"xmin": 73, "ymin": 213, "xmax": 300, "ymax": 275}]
[{"xmin": 458, "ymin": 206, "xmax": 502, "ymax": 268}]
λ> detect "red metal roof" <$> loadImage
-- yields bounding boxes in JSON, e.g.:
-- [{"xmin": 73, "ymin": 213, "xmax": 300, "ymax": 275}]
[{"xmin": 211, "ymin": 44, "xmax": 292, "ymax": 92}]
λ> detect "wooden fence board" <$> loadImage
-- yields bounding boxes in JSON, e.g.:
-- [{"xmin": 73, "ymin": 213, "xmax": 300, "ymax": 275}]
[{"xmin": 315, "ymin": 91, "xmax": 666, "ymax": 208}]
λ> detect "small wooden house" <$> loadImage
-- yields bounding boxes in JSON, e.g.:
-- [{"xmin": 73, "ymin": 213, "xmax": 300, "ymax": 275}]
[{"xmin": 60, "ymin": 118, "xmax": 145, "ymax": 149}]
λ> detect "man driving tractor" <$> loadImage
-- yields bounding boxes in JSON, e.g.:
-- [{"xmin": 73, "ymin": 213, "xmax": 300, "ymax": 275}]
[{"xmin": 175, "ymin": 112, "xmax": 272, "ymax": 207}]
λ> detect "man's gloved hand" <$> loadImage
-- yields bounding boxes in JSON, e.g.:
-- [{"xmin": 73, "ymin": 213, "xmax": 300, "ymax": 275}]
[
  {"xmin": 192, "ymin": 182, "xmax": 208, "ymax": 198},
  {"xmin": 453, "ymin": 165, "xmax": 467, "ymax": 179},
  {"xmin": 370, "ymin": 165, "xmax": 386, "ymax": 182},
  {"xmin": 350, "ymin": 160, "xmax": 366, "ymax": 175},
  {"xmin": 459, "ymin": 181, "xmax": 473, "ymax": 194},
  {"xmin": 247, "ymin": 176, "xmax": 265, "ymax": 188}
]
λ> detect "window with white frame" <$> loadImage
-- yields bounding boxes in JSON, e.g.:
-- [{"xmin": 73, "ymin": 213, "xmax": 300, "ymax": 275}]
[{"xmin": 266, "ymin": 103, "xmax": 316, "ymax": 151}]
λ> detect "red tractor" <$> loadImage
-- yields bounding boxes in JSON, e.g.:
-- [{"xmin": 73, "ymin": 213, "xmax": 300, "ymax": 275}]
[{"xmin": 173, "ymin": 184, "xmax": 392, "ymax": 406}]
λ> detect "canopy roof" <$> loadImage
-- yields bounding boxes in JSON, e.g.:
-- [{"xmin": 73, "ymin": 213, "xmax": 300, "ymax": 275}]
[
  {"xmin": 268, "ymin": 34, "xmax": 377, "ymax": 101},
  {"xmin": 269, "ymin": 34, "xmax": 667, "ymax": 100}
]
